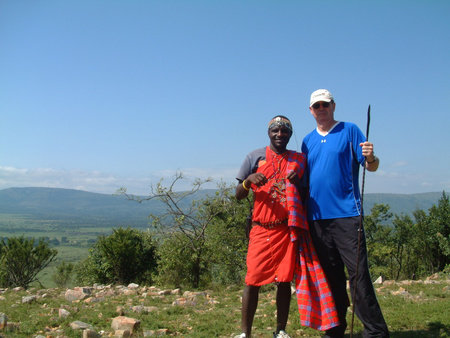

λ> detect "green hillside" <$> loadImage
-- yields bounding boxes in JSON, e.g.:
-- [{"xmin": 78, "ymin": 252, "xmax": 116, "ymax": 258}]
[
  {"xmin": 0, "ymin": 187, "xmax": 445, "ymax": 237},
  {"xmin": 0, "ymin": 187, "xmax": 444, "ymax": 223},
  {"xmin": 0, "ymin": 187, "xmax": 446, "ymax": 288},
  {"xmin": 0, "ymin": 187, "xmax": 217, "ymax": 243},
  {"xmin": 0, "ymin": 187, "xmax": 159, "ymax": 225}
]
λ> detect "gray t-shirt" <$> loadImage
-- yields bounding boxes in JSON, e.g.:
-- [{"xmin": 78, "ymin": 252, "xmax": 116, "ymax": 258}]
[{"xmin": 236, "ymin": 147, "xmax": 266, "ymax": 182}]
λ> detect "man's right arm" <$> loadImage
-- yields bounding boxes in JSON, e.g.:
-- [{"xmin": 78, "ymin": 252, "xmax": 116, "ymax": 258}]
[
  {"xmin": 236, "ymin": 179, "xmax": 250, "ymax": 200},
  {"xmin": 236, "ymin": 173, "xmax": 268, "ymax": 200}
]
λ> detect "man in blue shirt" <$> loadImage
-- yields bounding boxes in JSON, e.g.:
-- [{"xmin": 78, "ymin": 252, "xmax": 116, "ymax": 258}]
[{"xmin": 301, "ymin": 89, "xmax": 389, "ymax": 338}]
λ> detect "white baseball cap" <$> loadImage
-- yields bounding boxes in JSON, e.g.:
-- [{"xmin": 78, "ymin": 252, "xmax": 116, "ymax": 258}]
[{"xmin": 310, "ymin": 89, "xmax": 334, "ymax": 107}]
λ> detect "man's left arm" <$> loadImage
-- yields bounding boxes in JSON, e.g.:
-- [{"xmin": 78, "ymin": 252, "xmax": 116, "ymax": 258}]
[{"xmin": 360, "ymin": 141, "xmax": 379, "ymax": 172}]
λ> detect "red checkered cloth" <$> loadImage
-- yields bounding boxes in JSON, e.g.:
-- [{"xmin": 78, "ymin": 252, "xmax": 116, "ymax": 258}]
[
  {"xmin": 285, "ymin": 151, "xmax": 308, "ymax": 237},
  {"xmin": 286, "ymin": 152, "xmax": 340, "ymax": 331}
]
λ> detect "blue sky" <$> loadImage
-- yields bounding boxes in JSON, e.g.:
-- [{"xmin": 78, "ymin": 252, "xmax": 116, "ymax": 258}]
[{"xmin": 1, "ymin": 0, "xmax": 449, "ymax": 195}]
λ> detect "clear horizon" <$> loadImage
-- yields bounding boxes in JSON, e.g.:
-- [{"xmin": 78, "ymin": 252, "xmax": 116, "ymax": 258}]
[
  {"xmin": 1, "ymin": 1, "xmax": 449, "ymax": 195},
  {"xmin": 0, "ymin": 186, "xmax": 447, "ymax": 197}
]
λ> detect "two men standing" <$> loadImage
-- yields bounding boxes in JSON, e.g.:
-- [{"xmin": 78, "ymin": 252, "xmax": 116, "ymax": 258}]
[{"xmin": 235, "ymin": 89, "xmax": 389, "ymax": 337}]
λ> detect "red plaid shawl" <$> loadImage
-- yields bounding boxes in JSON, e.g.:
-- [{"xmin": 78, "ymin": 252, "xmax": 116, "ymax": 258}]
[{"xmin": 286, "ymin": 151, "xmax": 339, "ymax": 331}]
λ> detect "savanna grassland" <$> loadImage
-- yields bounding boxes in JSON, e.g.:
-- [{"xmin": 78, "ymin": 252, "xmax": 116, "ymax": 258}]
[{"xmin": 0, "ymin": 275, "xmax": 449, "ymax": 337}]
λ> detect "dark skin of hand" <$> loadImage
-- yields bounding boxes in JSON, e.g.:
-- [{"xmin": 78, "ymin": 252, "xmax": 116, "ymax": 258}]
[{"xmin": 236, "ymin": 125, "xmax": 301, "ymax": 200}]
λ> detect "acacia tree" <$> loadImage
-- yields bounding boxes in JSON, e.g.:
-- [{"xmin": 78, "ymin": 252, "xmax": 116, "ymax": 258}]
[
  {"xmin": 0, "ymin": 236, "xmax": 57, "ymax": 289},
  {"xmin": 120, "ymin": 173, "xmax": 248, "ymax": 288},
  {"xmin": 204, "ymin": 183, "xmax": 249, "ymax": 285}
]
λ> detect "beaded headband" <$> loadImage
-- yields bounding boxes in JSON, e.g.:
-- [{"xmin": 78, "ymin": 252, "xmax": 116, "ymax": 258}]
[{"xmin": 268, "ymin": 116, "xmax": 293, "ymax": 132}]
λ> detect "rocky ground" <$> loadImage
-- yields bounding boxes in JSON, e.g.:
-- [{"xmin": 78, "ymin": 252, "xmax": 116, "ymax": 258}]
[
  {"xmin": 0, "ymin": 273, "xmax": 448, "ymax": 337},
  {"xmin": 0, "ymin": 283, "xmax": 220, "ymax": 337}
]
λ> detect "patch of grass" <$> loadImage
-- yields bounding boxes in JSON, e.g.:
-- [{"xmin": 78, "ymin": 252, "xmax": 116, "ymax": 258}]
[{"xmin": 0, "ymin": 277, "xmax": 448, "ymax": 337}]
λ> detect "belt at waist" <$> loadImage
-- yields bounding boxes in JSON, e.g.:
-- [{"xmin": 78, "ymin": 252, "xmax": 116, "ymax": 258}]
[{"xmin": 253, "ymin": 218, "xmax": 288, "ymax": 229}]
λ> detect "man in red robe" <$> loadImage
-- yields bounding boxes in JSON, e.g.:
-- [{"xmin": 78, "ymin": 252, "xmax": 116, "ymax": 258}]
[{"xmin": 234, "ymin": 115, "xmax": 339, "ymax": 338}]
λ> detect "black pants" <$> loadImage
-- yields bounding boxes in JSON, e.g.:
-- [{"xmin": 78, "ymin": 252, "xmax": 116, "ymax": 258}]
[{"xmin": 310, "ymin": 217, "xmax": 389, "ymax": 338}]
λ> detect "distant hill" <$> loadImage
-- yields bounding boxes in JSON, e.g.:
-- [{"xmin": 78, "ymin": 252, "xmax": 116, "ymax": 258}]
[
  {"xmin": 0, "ymin": 187, "xmax": 446, "ymax": 229},
  {"xmin": 0, "ymin": 187, "xmax": 155, "ymax": 226},
  {"xmin": 364, "ymin": 192, "xmax": 446, "ymax": 216}
]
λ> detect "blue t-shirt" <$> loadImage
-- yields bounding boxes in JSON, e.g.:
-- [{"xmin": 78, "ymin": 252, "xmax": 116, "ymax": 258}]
[{"xmin": 301, "ymin": 122, "xmax": 366, "ymax": 220}]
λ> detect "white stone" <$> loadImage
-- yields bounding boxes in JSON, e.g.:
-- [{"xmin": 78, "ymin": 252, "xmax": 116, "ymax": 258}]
[
  {"xmin": 59, "ymin": 308, "xmax": 71, "ymax": 318},
  {"xmin": 374, "ymin": 276, "xmax": 384, "ymax": 284}
]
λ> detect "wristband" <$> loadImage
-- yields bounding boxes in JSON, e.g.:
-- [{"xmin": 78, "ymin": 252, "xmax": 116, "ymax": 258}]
[{"xmin": 242, "ymin": 179, "xmax": 250, "ymax": 191}]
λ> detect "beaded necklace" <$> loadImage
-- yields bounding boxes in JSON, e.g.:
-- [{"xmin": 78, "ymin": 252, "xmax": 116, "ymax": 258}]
[{"xmin": 267, "ymin": 149, "xmax": 287, "ymax": 206}]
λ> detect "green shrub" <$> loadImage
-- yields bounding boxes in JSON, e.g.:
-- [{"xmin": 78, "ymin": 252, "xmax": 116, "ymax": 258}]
[
  {"xmin": 0, "ymin": 236, "xmax": 57, "ymax": 288},
  {"xmin": 75, "ymin": 227, "xmax": 157, "ymax": 285}
]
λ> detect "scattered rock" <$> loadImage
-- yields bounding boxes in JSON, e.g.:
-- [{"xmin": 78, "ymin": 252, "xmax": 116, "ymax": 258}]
[
  {"xmin": 183, "ymin": 291, "xmax": 207, "ymax": 297},
  {"xmin": 131, "ymin": 305, "xmax": 145, "ymax": 313},
  {"xmin": 84, "ymin": 296, "xmax": 105, "ymax": 304},
  {"xmin": 143, "ymin": 328, "xmax": 169, "ymax": 336},
  {"xmin": 427, "ymin": 273, "xmax": 440, "ymax": 280},
  {"xmin": 114, "ymin": 329, "xmax": 131, "ymax": 337},
  {"xmin": 59, "ymin": 308, "xmax": 71, "ymax": 318},
  {"xmin": 36, "ymin": 289, "xmax": 49, "ymax": 296},
  {"xmin": 374, "ymin": 276, "xmax": 384, "ymax": 284},
  {"xmin": 111, "ymin": 316, "xmax": 140, "ymax": 334},
  {"xmin": 83, "ymin": 328, "xmax": 101, "ymax": 337},
  {"xmin": 70, "ymin": 320, "xmax": 93, "ymax": 330},
  {"xmin": 93, "ymin": 283, "xmax": 107, "ymax": 289},
  {"xmin": 123, "ymin": 289, "xmax": 137, "ymax": 296},
  {"xmin": 383, "ymin": 280, "xmax": 396, "ymax": 286},
  {"xmin": 391, "ymin": 287, "xmax": 410, "ymax": 296},
  {"xmin": 172, "ymin": 297, "xmax": 197, "ymax": 306},
  {"xmin": 0, "ymin": 274, "xmax": 447, "ymax": 336},
  {"xmin": 400, "ymin": 280, "xmax": 413, "ymax": 285},
  {"xmin": 116, "ymin": 306, "xmax": 125, "ymax": 316},
  {"xmin": 96, "ymin": 288, "xmax": 116, "ymax": 297},
  {"xmin": 65, "ymin": 288, "xmax": 91, "ymax": 302},
  {"xmin": 22, "ymin": 295, "xmax": 38, "ymax": 304},
  {"xmin": 131, "ymin": 305, "xmax": 158, "ymax": 313},
  {"xmin": 424, "ymin": 279, "xmax": 438, "ymax": 285}
]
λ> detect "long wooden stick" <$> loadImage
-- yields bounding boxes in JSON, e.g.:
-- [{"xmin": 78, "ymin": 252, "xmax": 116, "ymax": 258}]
[{"xmin": 350, "ymin": 105, "xmax": 370, "ymax": 337}]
